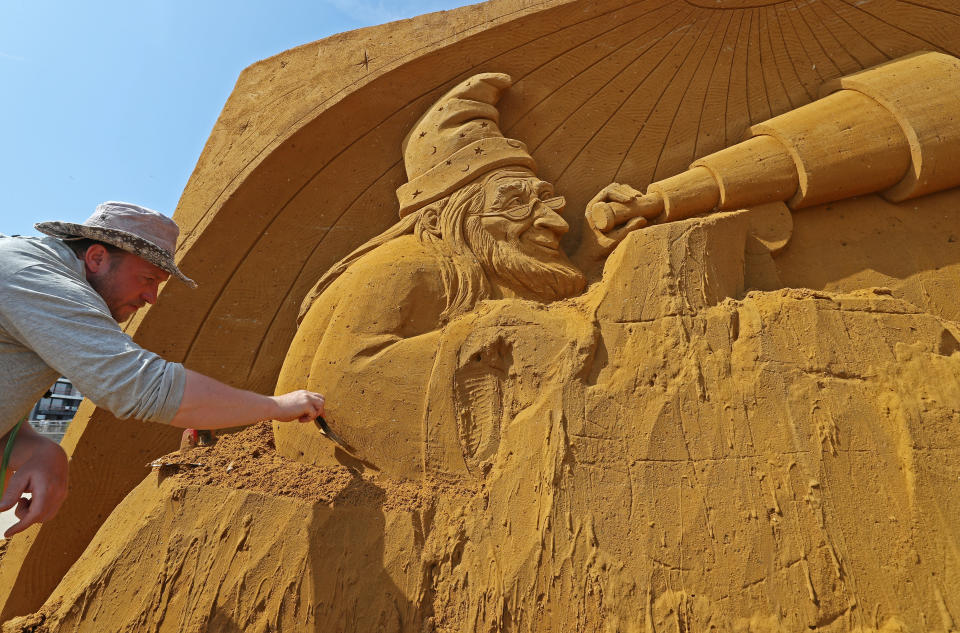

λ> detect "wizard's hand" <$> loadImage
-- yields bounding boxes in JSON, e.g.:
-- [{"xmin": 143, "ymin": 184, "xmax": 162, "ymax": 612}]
[{"xmin": 576, "ymin": 183, "xmax": 664, "ymax": 263}]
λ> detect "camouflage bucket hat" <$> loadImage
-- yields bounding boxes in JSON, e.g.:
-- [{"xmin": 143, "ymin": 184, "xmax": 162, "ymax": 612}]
[{"xmin": 35, "ymin": 201, "xmax": 197, "ymax": 288}]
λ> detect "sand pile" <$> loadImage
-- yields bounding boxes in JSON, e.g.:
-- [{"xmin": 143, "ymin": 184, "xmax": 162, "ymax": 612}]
[
  {"xmin": 2, "ymin": 424, "xmax": 476, "ymax": 633},
  {"xmin": 167, "ymin": 422, "xmax": 467, "ymax": 513}
]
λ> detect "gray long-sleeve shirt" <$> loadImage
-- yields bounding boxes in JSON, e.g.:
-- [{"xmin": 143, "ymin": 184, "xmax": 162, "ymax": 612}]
[{"xmin": 0, "ymin": 235, "xmax": 185, "ymax": 437}]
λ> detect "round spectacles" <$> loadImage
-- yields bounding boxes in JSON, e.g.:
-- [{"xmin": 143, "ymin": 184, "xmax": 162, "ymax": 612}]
[{"xmin": 477, "ymin": 194, "xmax": 566, "ymax": 221}]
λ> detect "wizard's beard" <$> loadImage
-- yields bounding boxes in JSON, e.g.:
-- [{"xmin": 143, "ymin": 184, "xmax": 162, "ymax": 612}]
[{"xmin": 463, "ymin": 215, "xmax": 586, "ymax": 302}]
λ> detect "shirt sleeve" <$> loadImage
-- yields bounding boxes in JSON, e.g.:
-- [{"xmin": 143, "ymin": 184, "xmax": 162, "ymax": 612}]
[{"xmin": 0, "ymin": 263, "xmax": 185, "ymax": 423}]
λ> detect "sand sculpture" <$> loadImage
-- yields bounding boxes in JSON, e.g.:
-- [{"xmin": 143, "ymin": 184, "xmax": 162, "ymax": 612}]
[
  {"xmin": 3, "ymin": 2, "xmax": 960, "ymax": 632},
  {"xmin": 276, "ymin": 51, "xmax": 960, "ymax": 484}
]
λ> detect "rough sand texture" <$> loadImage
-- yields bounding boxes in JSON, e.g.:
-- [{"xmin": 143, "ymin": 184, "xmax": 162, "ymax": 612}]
[
  {"xmin": 171, "ymin": 422, "xmax": 472, "ymax": 513},
  {"xmin": 2, "ymin": 424, "xmax": 475, "ymax": 633}
]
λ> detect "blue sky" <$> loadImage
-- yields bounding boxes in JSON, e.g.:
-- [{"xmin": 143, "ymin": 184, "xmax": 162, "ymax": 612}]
[{"xmin": 0, "ymin": 0, "xmax": 474, "ymax": 237}]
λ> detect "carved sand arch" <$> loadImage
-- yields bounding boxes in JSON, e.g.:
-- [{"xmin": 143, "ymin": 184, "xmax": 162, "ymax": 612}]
[{"xmin": 3, "ymin": 0, "xmax": 960, "ymax": 624}]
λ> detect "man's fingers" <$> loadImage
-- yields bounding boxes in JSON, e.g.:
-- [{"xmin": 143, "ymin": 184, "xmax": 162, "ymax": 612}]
[
  {"xmin": 0, "ymin": 471, "xmax": 29, "ymax": 512},
  {"xmin": 315, "ymin": 395, "xmax": 325, "ymax": 418},
  {"xmin": 303, "ymin": 391, "xmax": 325, "ymax": 419},
  {"xmin": 14, "ymin": 496, "xmax": 31, "ymax": 520},
  {"xmin": 5, "ymin": 496, "xmax": 42, "ymax": 538},
  {"xmin": 4, "ymin": 521, "xmax": 25, "ymax": 539},
  {"xmin": 273, "ymin": 390, "xmax": 326, "ymax": 423},
  {"xmin": 4, "ymin": 515, "xmax": 35, "ymax": 538}
]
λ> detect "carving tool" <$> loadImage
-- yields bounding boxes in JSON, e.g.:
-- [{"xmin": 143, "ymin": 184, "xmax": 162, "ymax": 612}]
[
  {"xmin": 313, "ymin": 416, "xmax": 380, "ymax": 471},
  {"xmin": 314, "ymin": 415, "xmax": 352, "ymax": 452}
]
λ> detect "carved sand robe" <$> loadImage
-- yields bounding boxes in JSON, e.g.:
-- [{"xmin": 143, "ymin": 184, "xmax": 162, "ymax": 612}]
[{"xmin": 3, "ymin": 3, "xmax": 960, "ymax": 632}]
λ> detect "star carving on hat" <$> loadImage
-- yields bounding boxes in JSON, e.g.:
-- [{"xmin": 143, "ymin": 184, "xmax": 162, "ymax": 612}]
[{"xmin": 395, "ymin": 72, "xmax": 537, "ymax": 218}]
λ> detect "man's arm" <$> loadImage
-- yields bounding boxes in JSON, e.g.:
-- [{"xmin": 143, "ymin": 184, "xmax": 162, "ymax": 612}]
[
  {"xmin": 171, "ymin": 369, "xmax": 325, "ymax": 429},
  {"xmin": 0, "ymin": 423, "xmax": 68, "ymax": 538},
  {"xmin": 0, "ymin": 263, "xmax": 324, "ymax": 428},
  {"xmin": 0, "ymin": 373, "xmax": 324, "ymax": 539}
]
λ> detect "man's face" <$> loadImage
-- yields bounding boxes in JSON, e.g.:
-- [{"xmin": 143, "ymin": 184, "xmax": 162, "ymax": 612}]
[{"xmin": 87, "ymin": 249, "xmax": 170, "ymax": 323}]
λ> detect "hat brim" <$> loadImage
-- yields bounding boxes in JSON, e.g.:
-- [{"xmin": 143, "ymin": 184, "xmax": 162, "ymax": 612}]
[{"xmin": 35, "ymin": 221, "xmax": 197, "ymax": 288}]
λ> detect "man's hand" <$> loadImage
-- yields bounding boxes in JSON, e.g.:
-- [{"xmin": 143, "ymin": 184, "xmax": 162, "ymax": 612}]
[
  {"xmin": 0, "ymin": 429, "xmax": 69, "ymax": 538},
  {"xmin": 270, "ymin": 389, "xmax": 326, "ymax": 423},
  {"xmin": 171, "ymin": 369, "xmax": 326, "ymax": 429},
  {"xmin": 575, "ymin": 184, "xmax": 665, "ymax": 265}
]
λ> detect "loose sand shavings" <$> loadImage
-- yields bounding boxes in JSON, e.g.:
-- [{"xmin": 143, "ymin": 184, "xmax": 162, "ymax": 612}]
[{"xmin": 158, "ymin": 422, "xmax": 474, "ymax": 512}]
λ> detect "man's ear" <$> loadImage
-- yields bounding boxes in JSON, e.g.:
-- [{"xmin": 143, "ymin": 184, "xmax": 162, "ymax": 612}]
[{"xmin": 83, "ymin": 244, "xmax": 110, "ymax": 275}]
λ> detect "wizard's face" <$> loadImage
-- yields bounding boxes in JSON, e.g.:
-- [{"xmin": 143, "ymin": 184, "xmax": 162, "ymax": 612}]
[
  {"xmin": 477, "ymin": 169, "xmax": 570, "ymax": 257},
  {"xmin": 463, "ymin": 168, "xmax": 585, "ymax": 301}
]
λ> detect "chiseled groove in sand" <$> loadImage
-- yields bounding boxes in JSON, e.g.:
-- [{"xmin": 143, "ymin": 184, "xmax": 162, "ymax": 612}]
[
  {"xmin": 500, "ymin": 0, "xmax": 669, "ymax": 101},
  {"xmin": 897, "ymin": 0, "xmax": 960, "ymax": 18},
  {"xmin": 817, "ymin": 0, "xmax": 890, "ymax": 64},
  {"xmin": 539, "ymin": 9, "xmax": 700, "ymax": 182},
  {"xmin": 506, "ymin": 1, "xmax": 683, "ymax": 138},
  {"xmin": 244, "ymin": 161, "xmax": 405, "ymax": 380},
  {"xmin": 849, "ymin": 0, "xmax": 960, "ymax": 53},
  {"xmin": 833, "ymin": 0, "xmax": 940, "ymax": 53},
  {"xmin": 724, "ymin": 11, "xmax": 750, "ymax": 147},
  {"xmin": 760, "ymin": 6, "xmax": 801, "ymax": 114},
  {"xmin": 787, "ymin": 1, "xmax": 842, "ymax": 79},
  {"xmin": 525, "ymin": 5, "xmax": 695, "ymax": 160},
  {"xmin": 608, "ymin": 11, "xmax": 721, "ymax": 184},
  {"xmin": 501, "ymin": 4, "xmax": 680, "ymax": 138},
  {"xmin": 552, "ymin": 10, "xmax": 709, "ymax": 184},
  {"xmin": 242, "ymin": 3, "xmax": 669, "ymax": 378},
  {"xmin": 247, "ymin": 163, "xmax": 403, "ymax": 379},
  {"xmin": 788, "ymin": 0, "xmax": 845, "ymax": 84},
  {"xmin": 694, "ymin": 10, "xmax": 740, "ymax": 159},
  {"xmin": 648, "ymin": 11, "xmax": 733, "ymax": 182},
  {"xmin": 745, "ymin": 9, "xmax": 771, "ymax": 123},
  {"xmin": 654, "ymin": 11, "xmax": 733, "ymax": 179},
  {"xmin": 794, "ymin": 0, "xmax": 857, "ymax": 76},
  {"xmin": 774, "ymin": 3, "xmax": 823, "ymax": 96}
]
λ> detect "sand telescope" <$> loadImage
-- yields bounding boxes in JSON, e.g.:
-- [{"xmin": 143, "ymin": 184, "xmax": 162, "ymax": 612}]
[{"xmin": 589, "ymin": 51, "xmax": 960, "ymax": 231}]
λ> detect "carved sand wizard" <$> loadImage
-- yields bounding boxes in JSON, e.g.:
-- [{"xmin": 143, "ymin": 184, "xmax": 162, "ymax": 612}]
[
  {"xmin": 271, "ymin": 52, "xmax": 960, "ymax": 632},
  {"xmin": 275, "ymin": 72, "xmax": 652, "ymax": 477},
  {"xmin": 278, "ymin": 52, "xmax": 960, "ymax": 481}
]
